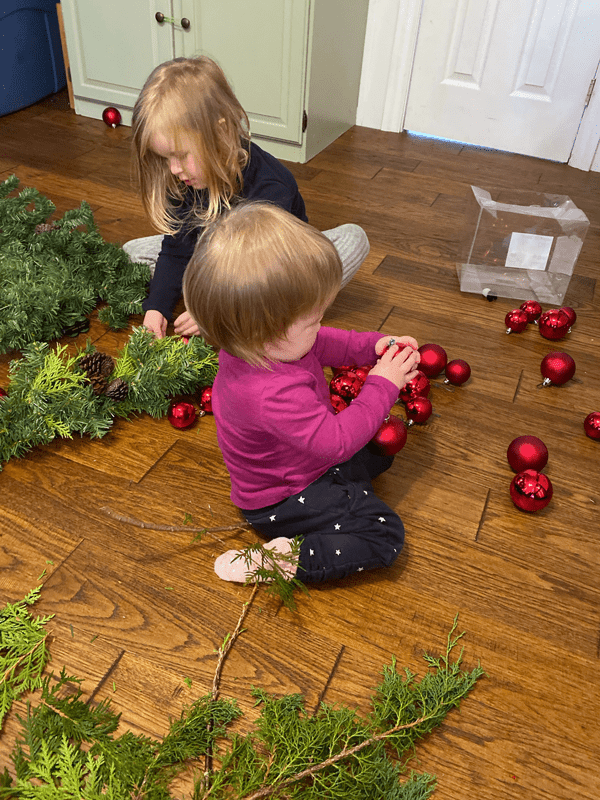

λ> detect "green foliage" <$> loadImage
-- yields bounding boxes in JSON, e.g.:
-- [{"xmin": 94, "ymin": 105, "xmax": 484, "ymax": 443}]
[
  {"xmin": 0, "ymin": 328, "xmax": 219, "ymax": 470},
  {"xmin": 0, "ymin": 587, "xmax": 53, "ymax": 730},
  {"xmin": 0, "ymin": 595, "xmax": 483, "ymax": 800},
  {"xmin": 233, "ymin": 538, "xmax": 309, "ymax": 612},
  {"xmin": 0, "ymin": 176, "xmax": 151, "ymax": 354}
]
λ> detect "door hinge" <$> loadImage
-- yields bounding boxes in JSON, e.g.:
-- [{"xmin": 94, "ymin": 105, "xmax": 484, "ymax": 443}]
[
  {"xmin": 302, "ymin": 110, "xmax": 308, "ymax": 133},
  {"xmin": 585, "ymin": 78, "xmax": 596, "ymax": 106}
]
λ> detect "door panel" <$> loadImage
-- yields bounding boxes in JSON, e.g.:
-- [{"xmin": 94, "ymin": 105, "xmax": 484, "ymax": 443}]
[
  {"xmin": 62, "ymin": 0, "xmax": 174, "ymax": 107},
  {"xmin": 180, "ymin": 0, "xmax": 309, "ymax": 144},
  {"xmin": 404, "ymin": 0, "xmax": 600, "ymax": 161}
]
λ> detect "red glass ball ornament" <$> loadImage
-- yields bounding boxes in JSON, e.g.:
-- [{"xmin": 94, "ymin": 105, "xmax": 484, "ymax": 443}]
[
  {"xmin": 330, "ymin": 371, "xmax": 363, "ymax": 400},
  {"xmin": 519, "ymin": 300, "xmax": 543, "ymax": 323},
  {"xmin": 538, "ymin": 308, "xmax": 570, "ymax": 340},
  {"xmin": 510, "ymin": 470, "xmax": 553, "ymax": 513},
  {"xmin": 102, "ymin": 106, "xmax": 122, "ymax": 128},
  {"xmin": 167, "ymin": 400, "xmax": 197, "ymax": 429},
  {"xmin": 507, "ymin": 436, "xmax": 548, "ymax": 473},
  {"xmin": 417, "ymin": 343, "xmax": 447, "ymax": 377},
  {"xmin": 398, "ymin": 370, "xmax": 430, "ymax": 403},
  {"xmin": 505, "ymin": 308, "xmax": 529, "ymax": 334},
  {"xmin": 332, "ymin": 364, "xmax": 353, "ymax": 376},
  {"xmin": 444, "ymin": 359, "xmax": 471, "ymax": 386},
  {"xmin": 0, "ymin": 387, "xmax": 7, "ymax": 399},
  {"xmin": 540, "ymin": 351, "xmax": 575, "ymax": 387},
  {"xmin": 330, "ymin": 394, "xmax": 349, "ymax": 414},
  {"xmin": 198, "ymin": 385, "xmax": 213, "ymax": 414},
  {"xmin": 405, "ymin": 396, "xmax": 433, "ymax": 426},
  {"xmin": 353, "ymin": 364, "xmax": 372, "ymax": 382},
  {"xmin": 369, "ymin": 415, "xmax": 407, "ymax": 456},
  {"xmin": 583, "ymin": 411, "xmax": 600, "ymax": 440},
  {"xmin": 382, "ymin": 341, "xmax": 415, "ymax": 358},
  {"xmin": 560, "ymin": 306, "xmax": 577, "ymax": 327}
]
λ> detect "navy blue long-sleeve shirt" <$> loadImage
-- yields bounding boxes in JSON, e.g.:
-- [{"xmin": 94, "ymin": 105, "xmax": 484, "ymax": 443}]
[{"xmin": 141, "ymin": 142, "xmax": 308, "ymax": 320}]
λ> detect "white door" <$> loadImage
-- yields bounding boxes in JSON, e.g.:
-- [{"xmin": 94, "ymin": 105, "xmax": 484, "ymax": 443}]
[{"xmin": 403, "ymin": 0, "xmax": 600, "ymax": 162}]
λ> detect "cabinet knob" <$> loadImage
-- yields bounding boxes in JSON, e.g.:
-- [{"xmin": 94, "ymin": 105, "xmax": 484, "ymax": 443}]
[
  {"xmin": 181, "ymin": 17, "xmax": 191, "ymax": 29},
  {"xmin": 155, "ymin": 11, "xmax": 165, "ymax": 23}
]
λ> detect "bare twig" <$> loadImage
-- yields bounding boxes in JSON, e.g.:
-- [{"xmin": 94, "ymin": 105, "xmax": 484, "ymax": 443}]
[
  {"xmin": 240, "ymin": 713, "xmax": 433, "ymax": 800},
  {"xmin": 212, "ymin": 584, "xmax": 258, "ymax": 702},
  {"xmin": 100, "ymin": 506, "xmax": 251, "ymax": 543}
]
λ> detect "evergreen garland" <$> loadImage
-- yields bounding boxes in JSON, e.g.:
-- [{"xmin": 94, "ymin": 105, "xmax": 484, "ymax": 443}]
[
  {"xmin": 0, "ymin": 590, "xmax": 484, "ymax": 799},
  {"xmin": 0, "ymin": 328, "xmax": 219, "ymax": 471},
  {"xmin": 0, "ymin": 175, "xmax": 151, "ymax": 354}
]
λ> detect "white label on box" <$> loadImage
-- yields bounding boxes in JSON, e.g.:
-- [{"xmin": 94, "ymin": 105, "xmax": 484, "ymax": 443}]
[{"xmin": 505, "ymin": 232, "xmax": 553, "ymax": 271}]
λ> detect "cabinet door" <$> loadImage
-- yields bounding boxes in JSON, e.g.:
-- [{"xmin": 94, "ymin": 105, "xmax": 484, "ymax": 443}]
[
  {"xmin": 178, "ymin": 0, "xmax": 309, "ymax": 144},
  {"xmin": 62, "ymin": 0, "xmax": 174, "ymax": 109}
]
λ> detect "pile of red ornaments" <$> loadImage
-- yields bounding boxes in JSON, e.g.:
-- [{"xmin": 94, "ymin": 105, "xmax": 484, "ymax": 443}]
[
  {"xmin": 504, "ymin": 302, "xmax": 576, "ymax": 340},
  {"xmin": 328, "ymin": 340, "xmax": 471, "ymax": 457},
  {"xmin": 507, "ymin": 435, "xmax": 553, "ymax": 513}
]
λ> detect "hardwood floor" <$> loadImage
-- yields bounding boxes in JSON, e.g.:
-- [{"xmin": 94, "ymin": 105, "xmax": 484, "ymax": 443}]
[{"xmin": 1, "ymin": 90, "xmax": 599, "ymax": 798}]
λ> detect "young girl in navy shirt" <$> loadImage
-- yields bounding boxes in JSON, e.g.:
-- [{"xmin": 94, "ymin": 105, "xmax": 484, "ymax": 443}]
[
  {"xmin": 125, "ymin": 56, "xmax": 369, "ymax": 339},
  {"xmin": 183, "ymin": 202, "xmax": 420, "ymax": 584}
]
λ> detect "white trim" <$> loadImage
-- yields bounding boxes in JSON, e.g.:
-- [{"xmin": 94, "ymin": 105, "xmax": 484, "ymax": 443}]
[
  {"xmin": 356, "ymin": 0, "xmax": 424, "ymax": 131},
  {"xmin": 569, "ymin": 61, "xmax": 600, "ymax": 171}
]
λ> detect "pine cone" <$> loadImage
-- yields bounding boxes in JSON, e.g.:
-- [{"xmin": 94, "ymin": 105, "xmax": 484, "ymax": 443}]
[
  {"xmin": 34, "ymin": 222, "xmax": 58, "ymax": 234},
  {"xmin": 78, "ymin": 352, "xmax": 115, "ymax": 378},
  {"xmin": 88, "ymin": 375, "xmax": 107, "ymax": 396},
  {"xmin": 104, "ymin": 378, "xmax": 129, "ymax": 401}
]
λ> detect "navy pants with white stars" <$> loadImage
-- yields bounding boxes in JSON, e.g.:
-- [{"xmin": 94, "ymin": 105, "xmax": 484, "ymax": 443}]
[{"xmin": 241, "ymin": 446, "xmax": 405, "ymax": 583}]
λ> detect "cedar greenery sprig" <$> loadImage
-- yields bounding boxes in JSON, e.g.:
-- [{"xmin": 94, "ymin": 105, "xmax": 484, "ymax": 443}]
[
  {"xmin": 232, "ymin": 539, "xmax": 309, "ymax": 612},
  {"xmin": 0, "ymin": 586, "xmax": 53, "ymax": 730},
  {"xmin": 0, "ymin": 328, "xmax": 219, "ymax": 470},
  {"xmin": 0, "ymin": 175, "xmax": 151, "ymax": 354}
]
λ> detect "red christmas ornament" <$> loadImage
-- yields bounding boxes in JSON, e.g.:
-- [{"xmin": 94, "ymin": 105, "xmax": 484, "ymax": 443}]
[
  {"xmin": 102, "ymin": 106, "xmax": 122, "ymax": 128},
  {"xmin": 560, "ymin": 306, "xmax": 577, "ymax": 328},
  {"xmin": 0, "ymin": 387, "xmax": 7, "ymax": 399},
  {"xmin": 519, "ymin": 300, "xmax": 543, "ymax": 323},
  {"xmin": 405, "ymin": 396, "xmax": 433, "ymax": 426},
  {"xmin": 507, "ymin": 436, "xmax": 548, "ymax": 473},
  {"xmin": 398, "ymin": 370, "xmax": 430, "ymax": 403},
  {"xmin": 353, "ymin": 364, "xmax": 372, "ymax": 382},
  {"xmin": 583, "ymin": 411, "xmax": 600, "ymax": 440},
  {"xmin": 167, "ymin": 400, "xmax": 197, "ymax": 429},
  {"xmin": 381, "ymin": 341, "xmax": 415, "ymax": 358},
  {"xmin": 330, "ymin": 370, "xmax": 363, "ymax": 400},
  {"xmin": 332, "ymin": 364, "xmax": 353, "ymax": 377},
  {"xmin": 330, "ymin": 394, "xmax": 349, "ymax": 414},
  {"xmin": 538, "ymin": 308, "xmax": 570, "ymax": 340},
  {"xmin": 510, "ymin": 470, "xmax": 553, "ymax": 513},
  {"xmin": 417, "ymin": 343, "xmax": 447, "ymax": 377},
  {"xmin": 540, "ymin": 352, "xmax": 575, "ymax": 387},
  {"xmin": 444, "ymin": 359, "xmax": 471, "ymax": 386},
  {"xmin": 198, "ymin": 385, "xmax": 213, "ymax": 414},
  {"xmin": 369, "ymin": 415, "xmax": 407, "ymax": 456},
  {"xmin": 505, "ymin": 308, "xmax": 529, "ymax": 334}
]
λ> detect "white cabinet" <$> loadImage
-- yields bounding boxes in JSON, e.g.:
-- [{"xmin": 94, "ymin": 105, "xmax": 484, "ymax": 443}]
[{"xmin": 60, "ymin": 0, "xmax": 369, "ymax": 162}]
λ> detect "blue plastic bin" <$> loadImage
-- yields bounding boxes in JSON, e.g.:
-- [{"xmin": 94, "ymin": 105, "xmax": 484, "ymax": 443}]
[{"xmin": 1, "ymin": 0, "xmax": 67, "ymax": 116}]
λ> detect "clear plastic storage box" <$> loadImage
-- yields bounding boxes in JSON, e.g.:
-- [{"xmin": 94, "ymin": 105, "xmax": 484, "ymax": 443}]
[{"xmin": 457, "ymin": 186, "xmax": 589, "ymax": 304}]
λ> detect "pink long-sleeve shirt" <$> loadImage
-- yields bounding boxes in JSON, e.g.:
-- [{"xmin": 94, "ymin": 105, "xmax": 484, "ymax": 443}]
[{"xmin": 212, "ymin": 326, "xmax": 399, "ymax": 509}]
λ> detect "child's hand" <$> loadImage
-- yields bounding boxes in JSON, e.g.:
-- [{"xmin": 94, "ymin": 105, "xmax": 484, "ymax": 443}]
[
  {"xmin": 143, "ymin": 309, "xmax": 168, "ymax": 339},
  {"xmin": 375, "ymin": 335, "xmax": 419, "ymax": 355},
  {"xmin": 369, "ymin": 340, "xmax": 421, "ymax": 391},
  {"xmin": 174, "ymin": 311, "xmax": 201, "ymax": 337}
]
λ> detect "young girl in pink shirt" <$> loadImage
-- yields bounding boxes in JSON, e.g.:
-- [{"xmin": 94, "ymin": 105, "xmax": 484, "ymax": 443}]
[{"xmin": 183, "ymin": 202, "xmax": 420, "ymax": 584}]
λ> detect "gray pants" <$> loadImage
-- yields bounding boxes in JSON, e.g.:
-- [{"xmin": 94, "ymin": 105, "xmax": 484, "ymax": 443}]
[{"xmin": 123, "ymin": 224, "xmax": 369, "ymax": 289}]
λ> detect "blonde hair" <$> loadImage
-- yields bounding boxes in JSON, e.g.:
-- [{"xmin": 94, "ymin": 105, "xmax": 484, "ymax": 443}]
[
  {"xmin": 183, "ymin": 202, "xmax": 342, "ymax": 366},
  {"xmin": 132, "ymin": 56, "xmax": 250, "ymax": 234}
]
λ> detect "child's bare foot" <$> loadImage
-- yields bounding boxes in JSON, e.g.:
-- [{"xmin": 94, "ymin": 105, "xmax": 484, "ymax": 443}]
[{"xmin": 214, "ymin": 537, "xmax": 297, "ymax": 583}]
